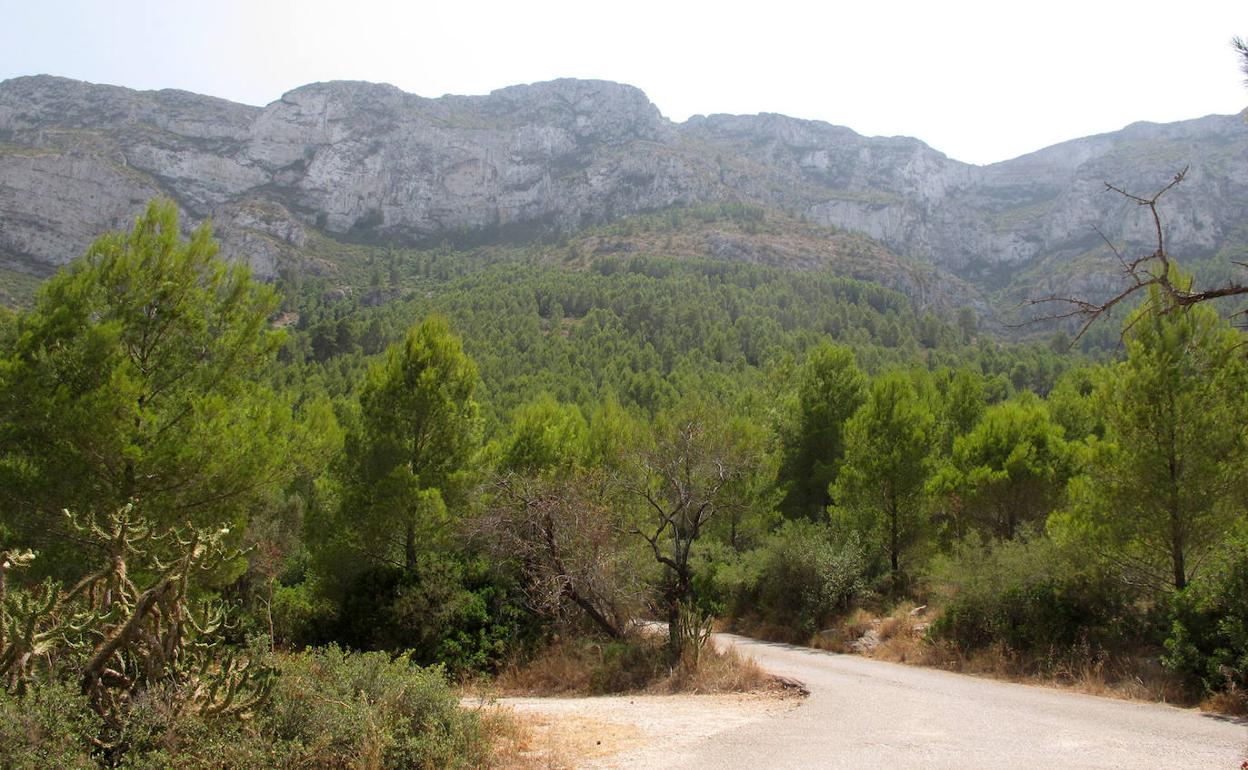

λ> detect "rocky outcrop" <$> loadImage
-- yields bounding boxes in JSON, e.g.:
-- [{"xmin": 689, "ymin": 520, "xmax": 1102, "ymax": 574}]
[
  {"xmin": 0, "ymin": 76, "xmax": 723, "ymax": 279},
  {"xmin": 1, "ymin": 74, "xmax": 1245, "ymax": 298},
  {"xmin": 683, "ymin": 110, "xmax": 1248, "ymax": 280}
]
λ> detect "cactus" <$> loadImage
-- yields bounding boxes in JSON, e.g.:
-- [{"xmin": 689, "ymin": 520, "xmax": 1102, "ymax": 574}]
[
  {"xmin": 0, "ymin": 553, "xmax": 61, "ymax": 693},
  {"xmin": 0, "ymin": 504, "xmax": 276, "ymax": 732},
  {"xmin": 674, "ymin": 599, "xmax": 715, "ymax": 669}
]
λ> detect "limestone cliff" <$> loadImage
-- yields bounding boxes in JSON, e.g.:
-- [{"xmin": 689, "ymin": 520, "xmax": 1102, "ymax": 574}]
[{"xmin": 1, "ymin": 74, "xmax": 1245, "ymax": 308}]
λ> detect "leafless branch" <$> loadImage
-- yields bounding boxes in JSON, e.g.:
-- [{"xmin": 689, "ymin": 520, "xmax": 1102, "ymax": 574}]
[
  {"xmin": 1023, "ymin": 168, "xmax": 1248, "ymax": 341},
  {"xmin": 474, "ymin": 471, "xmax": 640, "ymax": 639}
]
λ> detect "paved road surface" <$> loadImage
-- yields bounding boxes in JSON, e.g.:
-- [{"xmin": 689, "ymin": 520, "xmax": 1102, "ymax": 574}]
[{"xmin": 659, "ymin": 633, "xmax": 1247, "ymax": 770}]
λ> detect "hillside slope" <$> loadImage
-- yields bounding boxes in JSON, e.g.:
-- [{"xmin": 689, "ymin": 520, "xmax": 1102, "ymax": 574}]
[{"xmin": 1, "ymin": 74, "xmax": 1244, "ymax": 309}]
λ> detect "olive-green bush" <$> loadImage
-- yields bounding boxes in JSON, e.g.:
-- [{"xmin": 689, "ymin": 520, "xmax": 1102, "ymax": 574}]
[
  {"xmin": 0, "ymin": 646, "xmax": 488, "ymax": 769},
  {"xmin": 929, "ymin": 533, "xmax": 1138, "ymax": 655},
  {"xmin": 712, "ymin": 520, "xmax": 868, "ymax": 637},
  {"xmin": 1163, "ymin": 541, "xmax": 1248, "ymax": 698}
]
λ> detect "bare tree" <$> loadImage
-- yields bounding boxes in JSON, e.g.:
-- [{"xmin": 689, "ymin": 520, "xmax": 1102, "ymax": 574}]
[
  {"xmin": 1025, "ymin": 168, "xmax": 1248, "ymax": 341},
  {"xmin": 1026, "ymin": 37, "xmax": 1248, "ymax": 338},
  {"xmin": 622, "ymin": 415, "xmax": 752, "ymax": 660},
  {"xmin": 478, "ymin": 471, "xmax": 641, "ymax": 640}
]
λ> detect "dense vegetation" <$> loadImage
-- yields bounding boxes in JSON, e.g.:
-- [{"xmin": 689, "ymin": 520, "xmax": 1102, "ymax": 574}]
[{"xmin": 1, "ymin": 196, "xmax": 1245, "ymax": 766}]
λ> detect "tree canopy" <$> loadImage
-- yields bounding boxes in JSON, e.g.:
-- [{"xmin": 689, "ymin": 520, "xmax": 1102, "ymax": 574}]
[
  {"xmin": 932, "ymin": 395, "xmax": 1072, "ymax": 540},
  {"xmin": 833, "ymin": 371, "xmax": 935, "ymax": 581},
  {"xmin": 777, "ymin": 343, "xmax": 866, "ymax": 519},
  {"xmin": 313, "ymin": 316, "xmax": 483, "ymax": 578},
  {"xmin": 0, "ymin": 200, "xmax": 293, "ymax": 576},
  {"xmin": 1054, "ymin": 295, "xmax": 1248, "ymax": 590}
]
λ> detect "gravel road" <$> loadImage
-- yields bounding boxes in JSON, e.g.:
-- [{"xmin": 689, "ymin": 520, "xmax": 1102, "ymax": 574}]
[{"xmin": 504, "ymin": 632, "xmax": 1248, "ymax": 769}]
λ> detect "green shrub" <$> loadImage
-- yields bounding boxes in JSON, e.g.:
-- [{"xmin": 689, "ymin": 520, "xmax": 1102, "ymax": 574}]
[
  {"xmin": 271, "ymin": 578, "xmax": 336, "ymax": 647},
  {"xmin": 0, "ymin": 681, "xmax": 98, "ymax": 770},
  {"xmin": 116, "ymin": 688, "xmax": 272, "ymax": 770},
  {"xmin": 588, "ymin": 638, "xmax": 665, "ymax": 693},
  {"xmin": 714, "ymin": 520, "xmax": 868, "ymax": 636},
  {"xmin": 262, "ymin": 645, "xmax": 488, "ymax": 769},
  {"xmin": 330, "ymin": 552, "xmax": 531, "ymax": 674},
  {"xmin": 1163, "ymin": 542, "xmax": 1248, "ymax": 696},
  {"xmin": 929, "ymin": 533, "xmax": 1138, "ymax": 655},
  {"xmin": 936, "ymin": 576, "xmax": 1131, "ymax": 653},
  {"xmin": 0, "ymin": 647, "xmax": 490, "ymax": 770}
]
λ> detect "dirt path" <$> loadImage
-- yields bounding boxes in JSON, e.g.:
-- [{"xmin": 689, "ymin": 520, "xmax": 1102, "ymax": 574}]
[
  {"xmin": 493, "ymin": 692, "xmax": 799, "ymax": 768},
  {"xmin": 493, "ymin": 632, "xmax": 1248, "ymax": 769}
]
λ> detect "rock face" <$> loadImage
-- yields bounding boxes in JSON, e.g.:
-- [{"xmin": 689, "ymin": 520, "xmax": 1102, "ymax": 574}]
[
  {"xmin": 681, "ymin": 111, "xmax": 1248, "ymax": 284},
  {"xmin": 1, "ymin": 74, "xmax": 1245, "ymax": 297}
]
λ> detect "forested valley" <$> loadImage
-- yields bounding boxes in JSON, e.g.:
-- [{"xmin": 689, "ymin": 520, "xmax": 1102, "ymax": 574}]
[{"xmin": 0, "ymin": 191, "xmax": 1246, "ymax": 767}]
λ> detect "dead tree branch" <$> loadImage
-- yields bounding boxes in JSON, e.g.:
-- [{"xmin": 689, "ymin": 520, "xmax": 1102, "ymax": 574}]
[
  {"xmin": 476, "ymin": 472, "xmax": 641, "ymax": 639},
  {"xmin": 1024, "ymin": 168, "xmax": 1248, "ymax": 341}
]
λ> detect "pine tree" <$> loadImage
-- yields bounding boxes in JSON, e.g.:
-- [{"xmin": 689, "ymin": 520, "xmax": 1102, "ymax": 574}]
[
  {"xmin": 1056, "ymin": 295, "xmax": 1248, "ymax": 590},
  {"xmin": 833, "ymin": 372, "xmax": 934, "ymax": 581},
  {"xmin": 319, "ymin": 316, "xmax": 482, "ymax": 573},
  {"xmin": 933, "ymin": 395, "xmax": 1071, "ymax": 540},
  {"xmin": 0, "ymin": 199, "xmax": 290, "ymax": 576},
  {"xmin": 777, "ymin": 343, "xmax": 866, "ymax": 518}
]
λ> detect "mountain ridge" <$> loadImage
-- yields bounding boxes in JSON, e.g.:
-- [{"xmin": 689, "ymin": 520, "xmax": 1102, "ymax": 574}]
[
  {"xmin": 1, "ymin": 73, "xmax": 1245, "ymax": 313},
  {"xmin": 5, "ymin": 73, "xmax": 1241, "ymax": 170}
]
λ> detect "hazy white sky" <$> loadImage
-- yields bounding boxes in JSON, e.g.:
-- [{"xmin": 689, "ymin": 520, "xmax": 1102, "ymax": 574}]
[{"xmin": 1, "ymin": 0, "xmax": 1244, "ymax": 164}]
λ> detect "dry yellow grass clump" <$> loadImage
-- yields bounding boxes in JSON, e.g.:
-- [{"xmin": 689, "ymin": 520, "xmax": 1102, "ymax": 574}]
[
  {"xmin": 807, "ymin": 603, "xmax": 1194, "ymax": 706},
  {"xmin": 475, "ymin": 706, "xmax": 576, "ymax": 770},
  {"xmin": 666, "ymin": 644, "xmax": 771, "ymax": 694},
  {"xmin": 485, "ymin": 633, "xmax": 775, "ymax": 698},
  {"xmin": 1200, "ymin": 686, "xmax": 1248, "ymax": 716}
]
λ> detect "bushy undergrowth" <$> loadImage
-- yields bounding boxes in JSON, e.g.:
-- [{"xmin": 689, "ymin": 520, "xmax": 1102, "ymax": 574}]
[
  {"xmin": 828, "ymin": 532, "xmax": 1247, "ymax": 708},
  {"xmin": 493, "ymin": 636, "xmax": 665, "ymax": 695},
  {"xmin": 492, "ymin": 633, "xmax": 769, "ymax": 696},
  {"xmin": 928, "ymin": 533, "xmax": 1140, "ymax": 657},
  {"xmin": 708, "ymin": 521, "xmax": 868, "ymax": 639},
  {"xmin": 263, "ymin": 646, "xmax": 489, "ymax": 768},
  {"xmin": 281, "ymin": 552, "xmax": 536, "ymax": 677},
  {"xmin": 1163, "ymin": 541, "xmax": 1248, "ymax": 708},
  {"xmin": 0, "ymin": 682, "xmax": 100, "ymax": 770},
  {"xmin": 0, "ymin": 646, "xmax": 488, "ymax": 769}
]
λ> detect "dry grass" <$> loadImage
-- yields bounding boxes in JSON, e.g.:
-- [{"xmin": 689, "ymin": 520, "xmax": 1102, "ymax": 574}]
[
  {"xmin": 861, "ymin": 603, "xmax": 928, "ymax": 663},
  {"xmin": 475, "ymin": 705, "xmax": 575, "ymax": 769},
  {"xmin": 801, "ymin": 603, "xmax": 1196, "ymax": 707},
  {"xmin": 877, "ymin": 602, "xmax": 916, "ymax": 641},
  {"xmin": 489, "ymin": 639, "xmax": 602, "ymax": 696},
  {"xmin": 664, "ymin": 645, "xmax": 771, "ymax": 694},
  {"xmin": 1201, "ymin": 686, "xmax": 1248, "ymax": 716},
  {"xmin": 908, "ymin": 639, "xmax": 1189, "ymax": 704},
  {"xmin": 484, "ymin": 633, "xmax": 778, "ymax": 699},
  {"xmin": 722, "ymin": 614, "xmax": 806, "ymax": 645}
]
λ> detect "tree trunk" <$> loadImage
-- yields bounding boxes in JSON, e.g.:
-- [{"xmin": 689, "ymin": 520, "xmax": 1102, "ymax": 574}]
[
  {"xmin": 266, "ymin": 577, "xmax": 275, "ymax": 652},
  {"xmin": 1172, "ymin": 543, "xmax": 1187, "ymax": 591},
  {"xmin": 665, "ymin": 565, "xmax": 691, "ymax": 662},
  {"xmin": 1168, "ymin": 421, "xmax": 1185, "ymax": 591},
  {"xmin": 123, "ymin": 395, "xmax": 144, "ymax": 504},
  {"xmin": 404, "ymin": 522, "xmax": 417, "ymax": 572},
  {"xmin": 568, "ymin": 587, "xmax": 624, "ymax": 640},
  {"xmin": 667, "ymin": 594, "xmax": 680, "ymax": 658},
  {"xmin": 888, "ymin": 491, "xmax": 900, "ymax": 578}
]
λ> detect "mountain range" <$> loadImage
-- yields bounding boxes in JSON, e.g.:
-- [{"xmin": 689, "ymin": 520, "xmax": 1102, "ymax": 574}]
[{"xmin": 1, "ymin": 74, "xmax": 1245, "ymax": 316}]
